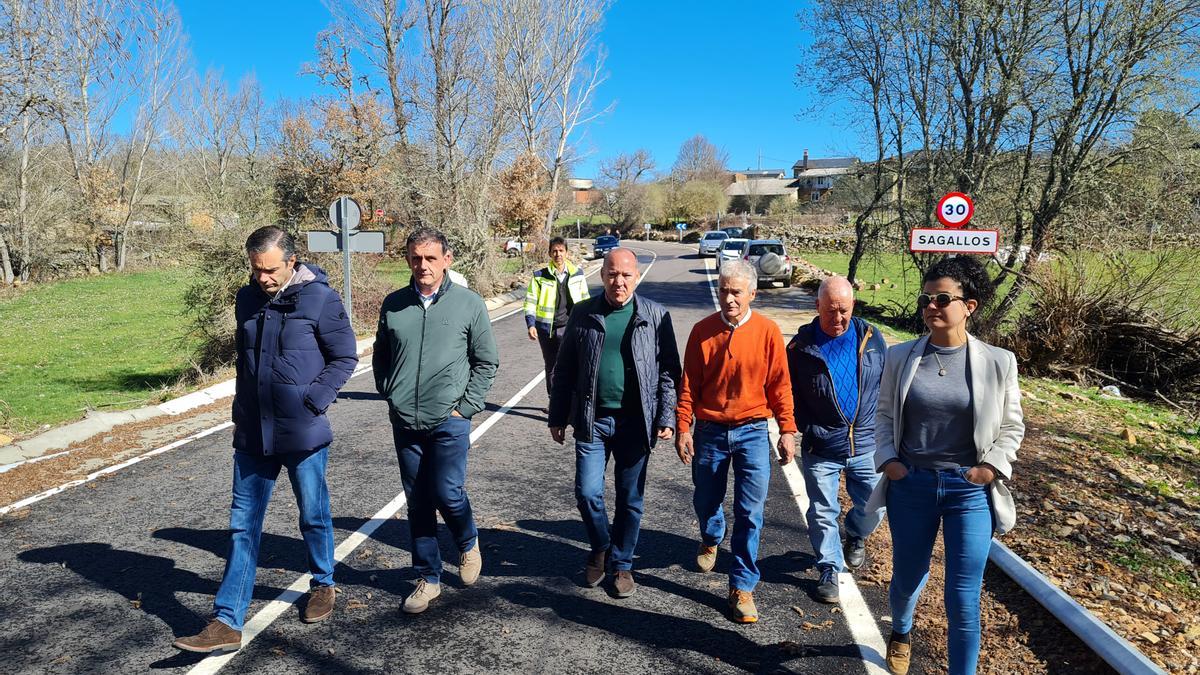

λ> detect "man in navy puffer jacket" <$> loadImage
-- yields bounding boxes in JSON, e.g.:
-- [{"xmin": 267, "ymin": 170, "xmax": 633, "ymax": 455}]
[{"xmin": 174, "ymin": 226, "xmax": 358, "ymax": 654}]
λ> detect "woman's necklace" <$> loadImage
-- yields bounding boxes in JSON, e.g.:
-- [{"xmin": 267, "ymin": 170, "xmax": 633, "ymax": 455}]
[{"xmin": 933, "ymin": 351, "xmax": 947, "ymax": 377}]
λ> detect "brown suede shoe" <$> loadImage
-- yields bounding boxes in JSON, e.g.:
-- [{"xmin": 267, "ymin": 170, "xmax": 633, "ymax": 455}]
[
  {"xmin": 612, "ymin": 570, "xmax": 636, "ymax": 598},
  {"xmin": 886, "ymin": 638, "xmax": 911, "ymax": 674},
  {"xmin": 696, "ymin": 544, "xmax": 718, "ymax": 573},
  {"xmin": 173, "ymin": 619, "xmax": 242, "ymax": 653},
  {"xmin": 728, "ymin": 588, "xmax": 758, "ymax": 623},
  {"xmin": 584, "ymin": 549, "xmax": 608, "ymax": 588},
  {"xmin": 302, "ymin": 585, "xmax": 336, "ymax": 623}
]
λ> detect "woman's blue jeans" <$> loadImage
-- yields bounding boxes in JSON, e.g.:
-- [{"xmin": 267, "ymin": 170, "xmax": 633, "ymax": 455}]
[{"xmin": 886, "ymin": 465, "xmax": 993, "ymax": 675}]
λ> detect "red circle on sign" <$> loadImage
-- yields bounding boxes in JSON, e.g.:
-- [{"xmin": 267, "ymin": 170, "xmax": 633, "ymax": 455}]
[{"xmin": 936, "ymin": 192, "xmax": 974, "ymax": 229}]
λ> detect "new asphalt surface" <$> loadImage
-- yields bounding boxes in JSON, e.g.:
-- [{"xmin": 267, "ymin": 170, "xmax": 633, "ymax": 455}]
[{"xmin": 0, "ymin": 242, "xmax": 906, "ymax": 674}]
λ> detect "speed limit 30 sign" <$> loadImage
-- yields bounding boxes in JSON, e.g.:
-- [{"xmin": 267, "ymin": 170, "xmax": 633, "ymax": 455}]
[
  {"xmin": 936, "ymin": 192, "xmax": 974, "ymax": 228},
  {"xmin": 911, "ymin": 192, "xmax": 997, "ymax": 254}
]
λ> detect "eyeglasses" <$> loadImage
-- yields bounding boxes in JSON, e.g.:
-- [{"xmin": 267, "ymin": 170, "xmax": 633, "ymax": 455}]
[{"xmin": 917, "ymin": 292, "xmax": 966, "ymax": 309}]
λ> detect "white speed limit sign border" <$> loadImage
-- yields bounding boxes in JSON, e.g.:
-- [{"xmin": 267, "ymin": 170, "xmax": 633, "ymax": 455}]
[{"xmin": 936, "ymin": 192, "xmax": 974, "ymax": 229}]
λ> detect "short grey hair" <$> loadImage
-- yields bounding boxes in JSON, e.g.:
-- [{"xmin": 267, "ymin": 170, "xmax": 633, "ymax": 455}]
[{"xmin": 718, "ymin": 259, "xmax": 757, "ymax": 287}]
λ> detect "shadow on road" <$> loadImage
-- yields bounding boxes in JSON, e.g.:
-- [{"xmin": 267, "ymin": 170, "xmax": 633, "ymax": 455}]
[
  {"xmin": 18, "ymin": 543, "xmax": 221, "ymax": 638},
  {"xmin": 497, "ymin": 579, "xmax": 802, "ymax": 672}
]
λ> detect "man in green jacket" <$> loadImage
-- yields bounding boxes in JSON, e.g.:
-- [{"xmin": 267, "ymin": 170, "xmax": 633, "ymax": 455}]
[
  {"xmin": 373, "ymin": 227, "xmax": 499, "ymax": 615},
  {"xmin": 524, "ymin": 237, "xmax": 590, "ymax": 398}
]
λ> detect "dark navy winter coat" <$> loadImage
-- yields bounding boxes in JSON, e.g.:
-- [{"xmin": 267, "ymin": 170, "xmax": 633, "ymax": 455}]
[
  {"xmin": 232, "ymin": 264, "xmax": 358, "ymax": 455},
  {"xmin": 786, "ymin": 316, "xmax": 886, "ymax": 460}
]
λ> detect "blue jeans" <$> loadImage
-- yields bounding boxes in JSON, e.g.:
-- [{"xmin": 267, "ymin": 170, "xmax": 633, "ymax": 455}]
[
  {"xmin": 802, "ymin": 450, "xmax": 884, "ymax": 572},
  {"xmin": 887, "ymin": 466, "xmax": 994, "ymax": 675},
  {"xmin": 214, "ymin": 446, "xmax": 334, "ymax": 631},
  {"xmin": 691, "ymin": 419, "xmax": 771, "ymax": 591},
  {"xmin": 574, "ymin": 411, "xmax": 649, "ymax": 572},
  {"xmin": 392, "ymin": 416, "xmax": 478, "ymax": 584}
]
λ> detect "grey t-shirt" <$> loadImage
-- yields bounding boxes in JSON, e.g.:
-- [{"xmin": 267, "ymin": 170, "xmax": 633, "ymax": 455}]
[{"xmin": 900, "ymin": 342, "xmax": 975, "ymax": 469}]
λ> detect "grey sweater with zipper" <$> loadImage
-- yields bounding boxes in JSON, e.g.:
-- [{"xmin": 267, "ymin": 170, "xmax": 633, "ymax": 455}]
[{"xmin": 373, "ymin": 275, "xmax": 499, "ymax": 430}]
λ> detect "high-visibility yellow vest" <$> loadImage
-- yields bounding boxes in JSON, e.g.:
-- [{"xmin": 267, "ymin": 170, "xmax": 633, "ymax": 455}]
[{"xmin": 523, "ymin": 260, "xmax": 590, "ymax": 332}]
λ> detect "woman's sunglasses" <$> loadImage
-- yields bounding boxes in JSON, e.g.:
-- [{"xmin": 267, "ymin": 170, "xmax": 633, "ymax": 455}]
[{"xmin": 917, "ymin": 292, "xmax": 966, "ymax": 309}]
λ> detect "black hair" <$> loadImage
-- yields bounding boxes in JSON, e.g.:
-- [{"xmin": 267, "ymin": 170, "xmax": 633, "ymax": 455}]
[
  {"xmin": 922, "ymin": 255, "xmax": 994, "ymax": 309},
  {"xmin": 245, "ymin": 226, "xmax": 296, "ymax": 260},
  {"xmin": 548, "ymin": 236, "xmax": 567, "ymax": 251},
  {"xmin": 405, "ymin": 227, "xmax": 450, "ymax": 256}
]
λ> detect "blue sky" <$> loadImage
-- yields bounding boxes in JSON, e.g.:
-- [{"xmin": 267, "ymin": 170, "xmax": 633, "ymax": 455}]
[{"xmin": 175, "ymin": 0, "xmax": 861, "ymax": 177}]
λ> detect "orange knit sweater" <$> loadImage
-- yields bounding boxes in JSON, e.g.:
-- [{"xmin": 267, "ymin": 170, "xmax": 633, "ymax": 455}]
[{"xmin": 676, "ymin": 311, "xmax": 796, "ymax": 435}]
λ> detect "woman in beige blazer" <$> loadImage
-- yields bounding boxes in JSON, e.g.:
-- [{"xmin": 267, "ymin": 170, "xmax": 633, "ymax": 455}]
[{"xmin": 864, "ymin": 256, "xmax": 1024, "ymax": 675}]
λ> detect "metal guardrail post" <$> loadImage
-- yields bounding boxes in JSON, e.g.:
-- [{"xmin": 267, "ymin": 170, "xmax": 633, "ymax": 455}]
[{"xmin": 989, "ymin": 540, "xmax": 1167, "ymax": 675}]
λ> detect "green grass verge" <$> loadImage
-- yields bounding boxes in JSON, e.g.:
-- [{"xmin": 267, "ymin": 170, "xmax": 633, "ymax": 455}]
[
  {"xmin": 553, "ymin": 213, "xmax": 613, "ymax": 227},
  {"xmin": 0, "ymin": 270, "xmax": 196, "ymax": 435}
]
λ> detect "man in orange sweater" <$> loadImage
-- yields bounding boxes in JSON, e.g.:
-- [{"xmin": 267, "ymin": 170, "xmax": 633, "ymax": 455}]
[{"xmin": 676, "ymin": 259, "xmax": 797, "ymax": 623}]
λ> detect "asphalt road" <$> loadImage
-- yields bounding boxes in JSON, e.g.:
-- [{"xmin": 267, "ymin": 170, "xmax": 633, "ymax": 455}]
[{"xmin": 0, "ymin": 241, "xmax": 906, "ymax": 674}]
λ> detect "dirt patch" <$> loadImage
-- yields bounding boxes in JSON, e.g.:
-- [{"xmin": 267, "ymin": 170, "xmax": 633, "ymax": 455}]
[{"xmin": 0, "ymin": 400, "xmax": 231, "ymax": 510}]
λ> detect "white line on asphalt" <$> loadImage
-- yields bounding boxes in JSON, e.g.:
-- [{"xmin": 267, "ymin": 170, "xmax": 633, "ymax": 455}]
[
  {"xmin": 702, "ymin": 258, "xmax": 889, "ymax": 674},
  {"xmin": 0, "ymin": 422, "xmax": 235, "ymax": 516},
  {"xmin": 190, "ymin": 368, "xmax": 549, "ymax": 674}
]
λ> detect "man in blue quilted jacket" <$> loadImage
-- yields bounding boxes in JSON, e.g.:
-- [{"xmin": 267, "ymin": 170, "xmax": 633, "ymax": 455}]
[{"xmin": 174, "ymin": 226, "xmax": 358, "ymax": 653}]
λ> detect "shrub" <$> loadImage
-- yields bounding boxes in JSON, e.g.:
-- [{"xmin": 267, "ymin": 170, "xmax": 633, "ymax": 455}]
[{"xmin": 1001, "ymin": 251, "xmax": 1200, "ymax": 406}]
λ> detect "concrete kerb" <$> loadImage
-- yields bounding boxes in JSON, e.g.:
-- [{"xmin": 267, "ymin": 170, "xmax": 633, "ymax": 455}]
[{"xmin": 0, "ymin": 280, "xmax": 542, "ymax": 472}]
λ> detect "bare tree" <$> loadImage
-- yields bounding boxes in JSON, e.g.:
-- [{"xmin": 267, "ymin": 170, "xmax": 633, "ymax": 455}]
[
  {"xmin": 485, "ymin": 0, "xmax": 610, "ymax": 236},
  {"xmin": 325, "ymin": 0, "xmax": 419, "ymax": 141},
  {"xmin": 113, "ymin": 0, "xmax": 186, "ymax": 270},
  {"xmin": 671, "ymin": 134, "xmax": 729, "ymax": 182},
  {"xmin": 47, "ymin": 0, "xmax": 136, "ymax": 273},
  {"xmin": 174, "ymin": 70, "xmax": 249, "ymax": 214},
  {"xmin": 0, "ymin": 0, "xmax": 56, "ymax": 283},
  {"xmin": 539, "ymin": 0, "xmax": 609, "ymax": 233},
  {"xmin": 809, "ymin": 0, "xmax": 1200, "ymax": 326},
  {"xmin": 810, "ymin": 0, "xmax": 899, "ymax": 283},
  {"xmin": 597, "ymin": 149, "xmax": 655, "ymax": 231}
]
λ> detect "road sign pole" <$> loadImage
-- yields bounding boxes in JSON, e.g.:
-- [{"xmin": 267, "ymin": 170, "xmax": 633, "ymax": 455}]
[{"xmin": 339, "ymin": 199, "xmax": 353, "ymax": 325}]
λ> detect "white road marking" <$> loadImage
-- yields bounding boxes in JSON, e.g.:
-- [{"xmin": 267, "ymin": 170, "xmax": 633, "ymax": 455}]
[
  {"xmin": 702, "ymin": 258, "xmax": 889, "ymax": 674},
  {"xmin": 0, "ymin": 422, "xmax": 234, "ymax": 516}
]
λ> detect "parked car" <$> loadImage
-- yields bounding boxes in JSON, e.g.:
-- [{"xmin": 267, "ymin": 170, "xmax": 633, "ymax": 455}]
[
  {"xmin": 716, "ymin": 238, "xmax": 749, "ymax": 270},
  {"xmin": 721, "ymin": 226, "xmax": 745, "ymax": 239},
  {"xmin": 697, "ymin": 231, "xmax": 729, "ymax": 256},
  {"xmin": 592, "ymin": 234, "xmax": 619, "ymax": 258},
  {"xmin": 504, "ymin": 239, "xmax": 535, "ymax": 256},
  {"xmin": 742, "ymin": 239, "xmax": 793, "ymax": 287}
]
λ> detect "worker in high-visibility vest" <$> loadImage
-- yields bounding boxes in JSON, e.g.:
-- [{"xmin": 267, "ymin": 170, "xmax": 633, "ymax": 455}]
[{"xmin": 525, "ymin": 237, "xmax": 591, "ymax": 401}]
